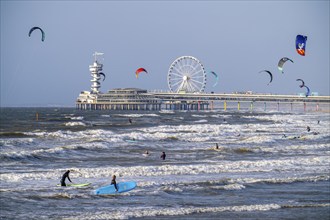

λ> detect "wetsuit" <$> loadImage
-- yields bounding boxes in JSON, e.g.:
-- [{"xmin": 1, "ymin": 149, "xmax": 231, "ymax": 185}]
[
  {"xmin": 111, "ymin": 178, "xmax": 118, "ymax": 191},
  {"xmin": 60, "ymin": 170, "xmax": 72, "ymax": 187},
  {"xmin": 160, "ymin": 152, "xmax": 166, "ymax": 160}
]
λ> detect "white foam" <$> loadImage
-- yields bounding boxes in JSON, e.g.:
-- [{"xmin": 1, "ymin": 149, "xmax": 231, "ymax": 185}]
[
  {"xmin": 67, "ymin": 203, "xmax": 281, "ymax": 220},
  {"xmin": 64, "ymin": 122, "xmax": 86, "ymax": 127},
  {"xmin": 2, "ymin": 156, "xmax": 329, "ymax": 183},
  {"xmin": 195, "ymin": 119, "xmax": 208, "ymax": 123}
]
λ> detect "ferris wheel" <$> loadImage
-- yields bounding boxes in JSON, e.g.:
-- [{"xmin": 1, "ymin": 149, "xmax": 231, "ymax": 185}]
[{"xmin": 167, "ymin": 56, "xmax": 207, "ymax": 93}]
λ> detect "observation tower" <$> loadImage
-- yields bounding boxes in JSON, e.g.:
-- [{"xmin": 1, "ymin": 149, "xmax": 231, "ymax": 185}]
[{"xmin": 89, "ymin": 52, "xmax": 104, "ymax": 94}]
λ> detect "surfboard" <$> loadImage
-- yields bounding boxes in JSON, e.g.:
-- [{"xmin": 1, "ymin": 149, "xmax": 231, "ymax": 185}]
[
  {"xmin": 94, "ymin": 181, "xmax": 137, "ymax": 195},
  {"xmin": 57, "ymin": 183, "xmax": 91, "ymax": 187}
]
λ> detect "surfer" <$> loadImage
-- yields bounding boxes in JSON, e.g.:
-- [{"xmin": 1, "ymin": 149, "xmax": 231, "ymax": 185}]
[
  {"xmin": 160, "ymin": 152, "xmax": 166, "ymax": 160},
  {"xmin": 215, "ymin": 143, "xmax": 219, "ymax": 150},
  {"xmin": 60, "ymin": 170, "xmax": 72, "ymax": 187},
  {"xmin": 111, "ymin": 175, "xmax": 118, "ymax": 192},
  {"xmin": 129, "ymin": 118, "xmax": 132, "ymax": 124},
  {"xmin": 307, "ymin": 126, "xmax": 311, "ymax": 132}
]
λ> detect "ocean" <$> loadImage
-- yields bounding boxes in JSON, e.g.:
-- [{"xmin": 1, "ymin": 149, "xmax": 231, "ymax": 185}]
[{"xmin": 0, "ymin": 107, "xmax": 329, "ymax": 219}]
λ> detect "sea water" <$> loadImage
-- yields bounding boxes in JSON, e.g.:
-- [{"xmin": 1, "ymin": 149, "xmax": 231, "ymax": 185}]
[{"xmin": 0, "ymin": 107, "xmax": 329, "ymax": 219}]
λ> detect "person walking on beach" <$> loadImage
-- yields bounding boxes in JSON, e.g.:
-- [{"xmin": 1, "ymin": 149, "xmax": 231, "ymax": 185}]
[
  {"xmin": 60, "ymin": 170, "xmax": 72, "ymax": 187},
  {"xmin": 160, "ymin": 152, "xmax": 166, "ymax": 160},
  {"xmin": 111, "ymin": 175, "xmax": 118, "ymax": 192}
]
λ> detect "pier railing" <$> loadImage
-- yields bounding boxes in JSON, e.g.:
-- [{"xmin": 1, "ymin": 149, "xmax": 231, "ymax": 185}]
[{"xmin": 150, "ymin": 92, "xmax": 330, "ymax": 103}]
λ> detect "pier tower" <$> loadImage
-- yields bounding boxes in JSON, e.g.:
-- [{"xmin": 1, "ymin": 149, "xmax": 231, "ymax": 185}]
[{"xmin": 89, "ymin": 52, "xmax": 104, "ymax": 94}]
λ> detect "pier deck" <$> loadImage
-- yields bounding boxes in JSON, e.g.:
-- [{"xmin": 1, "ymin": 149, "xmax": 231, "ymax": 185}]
[{"xmin": 76, "ymin": 88, "xmax": 330, "ymax": 111}]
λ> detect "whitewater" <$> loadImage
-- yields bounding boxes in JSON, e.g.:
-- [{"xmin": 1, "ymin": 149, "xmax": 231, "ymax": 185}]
[{"xmin": 0, "ymin": 107, "xmax": 329, "ymax": 219}]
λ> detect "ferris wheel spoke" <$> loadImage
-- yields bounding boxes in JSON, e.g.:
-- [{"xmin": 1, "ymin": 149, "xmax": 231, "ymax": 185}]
[
  {"xmin": 190, "ymin": 69, "xmax": 204, "ymax": 78},
  {"xmin": 177, "ymin": 61, "xmax": 185, "ymax": 73},
  {"xmin": 170, "ymin": 71, "xmax": 184, "ymax": 78},
  {"xmin": 177, "ymin": 80, "xmax": 186, "ymax": 92},
  {"xmin": 190, "ymin": 78, "xmax": 204, "ymax": 85},
  {"xmin": 170, "ymin": 77, "xmax": 184, "ymax": 83},
  {"xmin": 192, "ymin": 60, "xmax": 201, "ymax": 69},
  {"xmin": 171, "ymin": 79, "xmax": 184, "ymax": 88},
  {"xmin": 187, "ymin": 82, "xmax": 195, "ymax": 92},
  {"xmin": 191, "ymin": 75, "xmax": 206, "ymax": 80},
  {"xmin": 172, "ymin": 66, "xmax": 184, "ymax": 76},
  {"xmin": 189, "ymin": 81, "xmax": 200, "ymax": 92}
]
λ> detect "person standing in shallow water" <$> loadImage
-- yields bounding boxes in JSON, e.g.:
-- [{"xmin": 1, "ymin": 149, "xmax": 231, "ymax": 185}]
[
  {"xmin": 160, "ymin": 152, "xmax": 166, "ymax": 160},
  {"xmin": 60, "ymin": 170, "xmax": 72, "ymax": 187}
]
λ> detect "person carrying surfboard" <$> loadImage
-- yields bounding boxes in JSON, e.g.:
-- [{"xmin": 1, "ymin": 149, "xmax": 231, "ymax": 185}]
[
  {"xmin": 60, "ymin": 170, "xmax": 72, "ymax": 187},
  {"xmin": 111, "ymin": 175, "xmax": 118, "ymax": 192}
]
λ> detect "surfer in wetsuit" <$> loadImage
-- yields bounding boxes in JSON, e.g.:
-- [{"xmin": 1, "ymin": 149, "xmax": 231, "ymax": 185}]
[
  {"xmin": 160, "ymin": 152, "xmax": 166, "ymax": 160},
  {"xmin": 307, "ymin": 126, "xmax": 311, "ymax": 132},
  {"xmin": 111, "ymin": 175, "xmax": 118, "ymax": 192},
  {"xmin": 60, "ymin": 170, "xmax": 72, "ymax": 187}
]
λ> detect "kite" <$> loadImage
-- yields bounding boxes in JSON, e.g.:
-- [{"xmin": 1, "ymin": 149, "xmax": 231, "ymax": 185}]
[
  {"xmin": 28, "ymin": 27, "xmax": 45, "ymax": 42},
  {"xmin": 135, "ymin": 68, "xmax": 148, "ymax": 78},
  {"xmin": 296, "ymin": 79, "xmax": 305, "ymax": 88},
  {"xmin": 296, "ymin": 35, "xmax": 307, "ymax": 56},
  {"xmin": 278, "ymin": 57, "xmax": 294, "ymax": 73},
  {"xmin": 259, "ymin": 70, "xmax": 273, "ymax": 85},
  {"xmin": 208, "ymin": 71, "xmax": 219, "ymax": 87},
  {"xmin": 99, "ymin": 72, "xmax": 106, "ymax": 81},
  {"xmin": 302, "ymin": 85, "xmax": 311, "ymax": 97}
]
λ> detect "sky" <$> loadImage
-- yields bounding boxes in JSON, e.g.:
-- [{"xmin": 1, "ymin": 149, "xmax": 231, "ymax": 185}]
[{"xmin": 1, "ymin": 0, "xmax": 329, "ymax": 107}]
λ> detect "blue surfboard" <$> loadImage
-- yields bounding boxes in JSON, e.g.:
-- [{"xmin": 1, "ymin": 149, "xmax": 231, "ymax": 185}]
[{"xmin": 94, "ymin": 181, "xmax": 137, "ymax": 195}]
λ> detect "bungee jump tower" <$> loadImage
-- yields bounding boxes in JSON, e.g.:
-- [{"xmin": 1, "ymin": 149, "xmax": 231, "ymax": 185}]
[{"xmin": 89, "ymin": 52, "xmax": 103, "ymax": 94}]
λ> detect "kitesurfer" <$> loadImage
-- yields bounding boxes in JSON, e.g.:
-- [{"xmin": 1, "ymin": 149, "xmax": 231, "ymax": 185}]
[
  {"xmin": 60, "ymin": 170, "xmax": 72, "ymax": 187},
  {"xmin": 160, "ymin": 152, "xmax": 166, "ymax": 160},
  {"xmin": 111, "ymin": 175, "xmax": 118, "ymax": 192}
]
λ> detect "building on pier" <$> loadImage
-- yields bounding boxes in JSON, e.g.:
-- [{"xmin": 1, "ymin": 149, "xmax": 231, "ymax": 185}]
[{"xmin": 76, "ymin": 88, "xmax": 162, "ymax": 110}]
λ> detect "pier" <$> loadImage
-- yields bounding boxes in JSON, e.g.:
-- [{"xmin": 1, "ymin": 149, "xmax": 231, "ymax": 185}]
[
  {"xmin": 76, "ymin": 88, "xmax": 330, "ymax": 112},
  {"xmin": 76, "ymin": 53, "xmax": 329, "ymax": 112}
]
